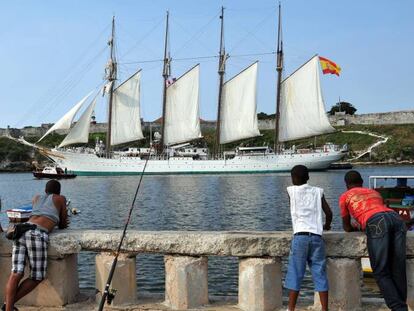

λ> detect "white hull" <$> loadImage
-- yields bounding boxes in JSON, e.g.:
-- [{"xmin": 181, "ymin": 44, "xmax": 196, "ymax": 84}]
[{"xmin": 45, "ymin": 149, "xmax": 344, "ymax": 176}]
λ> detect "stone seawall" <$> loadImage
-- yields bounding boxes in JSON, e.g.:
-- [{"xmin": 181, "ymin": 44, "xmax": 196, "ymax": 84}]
[{"xmin": 0, "ymin": 230, "xmax": 413, "ymax": 310}]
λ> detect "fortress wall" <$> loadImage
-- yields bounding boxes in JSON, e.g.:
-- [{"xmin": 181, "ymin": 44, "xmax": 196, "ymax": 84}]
[{"xmin": 1, "ymin": 110, "xmax": 413, "ymax": 138}]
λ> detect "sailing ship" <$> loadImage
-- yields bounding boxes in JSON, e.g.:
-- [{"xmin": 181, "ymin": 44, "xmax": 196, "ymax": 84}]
[{"xmin": 16, "ymin": 6, "xmax": 346, "ymax": 176}]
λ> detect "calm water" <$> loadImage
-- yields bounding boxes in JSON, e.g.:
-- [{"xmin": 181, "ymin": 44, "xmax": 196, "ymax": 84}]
[{"xmin": 1, "ymin": 166, "xmax": 413, "ymax": 298}]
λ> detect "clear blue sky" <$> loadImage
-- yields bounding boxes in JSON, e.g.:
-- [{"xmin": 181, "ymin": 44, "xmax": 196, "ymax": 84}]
[{"xmin": 1, "ymin": 0, "xmax": 413, "ymax": 128}]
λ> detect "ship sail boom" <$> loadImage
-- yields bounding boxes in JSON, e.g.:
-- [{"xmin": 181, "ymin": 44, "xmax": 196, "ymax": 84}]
[
  {"xmin": 279, "ymin": 55, "xmax": 335, "ymax": 142},
  {"xmin": 220, "ymin": 62, "xmax": 260, "ymax": 144},
  {"xmin": 164, "ymin": 64, "xmax": 202, "ymax": 146}
]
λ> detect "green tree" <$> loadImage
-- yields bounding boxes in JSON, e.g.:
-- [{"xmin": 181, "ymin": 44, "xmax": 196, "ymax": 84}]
[{"xmin": 328, "ymin": 102, "xmax": 357, "ymax": 115}]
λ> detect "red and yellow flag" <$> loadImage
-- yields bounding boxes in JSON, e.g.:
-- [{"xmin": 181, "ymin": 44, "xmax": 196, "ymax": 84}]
[{"xmin": 319, "ymin": 56, "xmax": 341, "ymax": 76}]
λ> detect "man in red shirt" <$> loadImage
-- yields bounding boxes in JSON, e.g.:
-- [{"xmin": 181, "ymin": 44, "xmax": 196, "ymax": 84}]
[{"xmin": 340, "ymin": 170, "xmax": 407, "ymax": 311}]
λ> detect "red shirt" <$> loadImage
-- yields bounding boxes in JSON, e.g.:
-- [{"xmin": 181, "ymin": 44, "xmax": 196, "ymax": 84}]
[{"xmin": 339, "ymin": 187, "xmax": 392, "ymax": 230}]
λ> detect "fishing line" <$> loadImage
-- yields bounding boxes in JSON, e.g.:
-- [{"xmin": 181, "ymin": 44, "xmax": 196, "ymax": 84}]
[{"xmin": 98, "ymin": 153, "xmax": 151, "ymax": 310}]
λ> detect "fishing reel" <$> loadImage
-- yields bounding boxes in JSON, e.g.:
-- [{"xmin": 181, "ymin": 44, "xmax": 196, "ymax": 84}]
[
  {"xmin": 66, "ymin": 200, "xmax": 81, "ymax": 216},
  {"xmin": 106, "ymin": 288, "xmax": 117, "ymax": 305}
]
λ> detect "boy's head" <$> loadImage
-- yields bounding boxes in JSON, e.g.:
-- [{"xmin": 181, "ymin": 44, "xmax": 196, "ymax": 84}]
[
  {"xmin": 291, "ymin": 165, "xmax": 309, "ymax": 186},
  {"xmin": 45, "ymin": 180, "xmax": 61, "ymax": 195},
  {"xmin": 344, "ymin": 170, "xmax": 363, "ymax": 189}
]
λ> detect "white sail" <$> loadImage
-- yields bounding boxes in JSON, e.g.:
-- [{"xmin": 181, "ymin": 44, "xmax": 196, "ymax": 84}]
[
  {"xmin": 279, "ymin": 55, "xmax": 335, "ymax": 142},
  {"xmin": 220, "ymin": 62, "xmax": 260, "ymax": 144},
  {"xmin": 111, "ymin": 71, "xmax": 144, "ymax": 146},
  {"xmin": 58, "ymin": 96, "xmax": 97, "ymax": 148},
  {"xmin": 164, "ymin": 64, "xmax": 202, "ymax": 146},
  {"xmin": 38, "ymin": 91, "xmax": 93, "ymax": 142}
]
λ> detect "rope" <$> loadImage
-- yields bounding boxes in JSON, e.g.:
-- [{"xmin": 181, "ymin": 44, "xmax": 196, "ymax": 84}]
[
  {"xmin": 118, "ymin": 17, "xmax": 164, "ymax": 60},
  {"xmin": 171, "ymin": 12, "xmax": 220, "ymax": 57},
  {"xmin": 228, "ymin": 9, "xmax": 276, "ymax": 54},
  {"xmin": 119, "ymin": 51, "xmax": 275, "ymax": 65},
  {"xmin": 32, "ymin": 46, "xmax": 108, "ymax": 125},
  {"xmin": 14, "ymin": 24, "xmax": 111, "ymax": 127}
]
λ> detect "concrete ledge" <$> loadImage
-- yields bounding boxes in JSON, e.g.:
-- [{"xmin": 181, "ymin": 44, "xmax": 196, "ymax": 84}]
[
  {"xmin": 11, "ymin": 292, "xmax": 393, "ymax": 311},
  {"xmin": 1, "ymin": 231, "xmax": 413, "ymax": 257}
]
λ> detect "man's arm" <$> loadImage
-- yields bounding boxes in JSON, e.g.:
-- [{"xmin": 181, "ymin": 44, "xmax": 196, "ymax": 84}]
[
  {"xmin": 321, "ymin": 195, "xmax": 332, "ymax": 230},
  {"xmin": 342, "ymin": 214, "xmax": 356, "ymax": 232},
  {"xmin": 54, "ymin": 195, "xmax": 69, "ymax": 229},
  {"xmin": 32, "ymin": 194, "xmax": 40, "ymax": 206}
]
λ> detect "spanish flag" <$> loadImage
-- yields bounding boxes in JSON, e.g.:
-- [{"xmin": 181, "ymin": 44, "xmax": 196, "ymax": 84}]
[{"xmin": 319, "ymin": 56, "xmax": 341, "ymax": 76}]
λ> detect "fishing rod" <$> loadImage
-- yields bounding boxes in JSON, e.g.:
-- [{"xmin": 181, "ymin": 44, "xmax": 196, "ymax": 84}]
[{"xmin": 98, "ymin": 154, "xmax": 151, "ymax": 310}]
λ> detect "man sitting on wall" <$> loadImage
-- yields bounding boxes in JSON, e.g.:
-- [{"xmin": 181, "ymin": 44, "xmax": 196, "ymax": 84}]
[
  {"xmin": 340, "ymin": 170, "xmax": 408, "ymax": 311},
  {"xmin": 3, "ymin": 180, "xmax": 69, "ymax": 311}
]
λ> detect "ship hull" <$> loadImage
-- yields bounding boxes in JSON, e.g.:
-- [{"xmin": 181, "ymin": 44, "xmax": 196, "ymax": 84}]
[{"xmin": 45, "ymin": 149, "xmax": 345, "ymax": 176}]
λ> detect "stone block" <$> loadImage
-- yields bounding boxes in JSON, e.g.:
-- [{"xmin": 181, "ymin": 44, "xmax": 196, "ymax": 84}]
[
  {"xmin": 95, "ymin": 252, "xmax": 137, "ymax": 306},
  {"xmin": 238, "ymin": 257, "xmax": 282, "ymax": 311},
  {"xmin": 314, "ymin": 258, "xmax": 361, "ymax": 311},
  {"xmin": 0, "ymin": 256, "xmax": 11, "ymax": 299},
  {"xmin": 19, "ymin": 254, "xmax": 79, "ymax": 306},
  {"xmin": 407, "ymin": 258, "xmax": 414, "ymax": 309},
  {"xmin": 164, "ymin": 255, "xmax": 208, "ymax": 309}
]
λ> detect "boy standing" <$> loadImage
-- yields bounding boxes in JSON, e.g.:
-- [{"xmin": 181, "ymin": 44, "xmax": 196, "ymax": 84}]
[{"xmin": 285, "ymin": 165, "xmax": 332, "ymax": 311}]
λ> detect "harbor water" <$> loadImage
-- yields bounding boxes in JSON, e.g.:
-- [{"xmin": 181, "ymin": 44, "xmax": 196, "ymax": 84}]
[{"xmin": 1, "ymin": 166, "xmax": 413, "ymax": 298}]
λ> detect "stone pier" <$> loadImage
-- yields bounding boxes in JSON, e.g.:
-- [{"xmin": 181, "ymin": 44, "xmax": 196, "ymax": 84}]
[
  {"xmin": 95, "ymin": 253, "xmax": 137, "ymax": 306},
  {"xmin": 238, "ymin": 257, "xmax": 282, "ymax": 311},
  {"xmin": 0, "ymin": 230, "xmax": 412, "ymax": 310},
  {"xmin": 314, "ymin": 258, "xmax": 361, "ymax": 310},
  {"xmin": 164, "ymin": 255, "xmax": 208, "ymax": 309}
]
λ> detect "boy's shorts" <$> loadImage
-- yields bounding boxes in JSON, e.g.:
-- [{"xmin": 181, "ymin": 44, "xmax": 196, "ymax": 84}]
[
  {"xmin": 284, "ymin": 233, "xmax": 328, "ymax": 292},
  {"xmin": 12, "ymin": 228, "xmax": 49, "ymax": 281}
]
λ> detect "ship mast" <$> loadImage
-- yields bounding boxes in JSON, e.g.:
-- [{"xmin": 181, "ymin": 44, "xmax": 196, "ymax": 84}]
[
  {"xmin": 160, "ymin": 11, "xmax": 171, "ymax": 153},
  {"xmin": 274, "ymin": 4, "xmax": 283, "ymax": 153},
  {"xmin": 215, "ymin": 7, "xmax": 227, "ymax": 157},
  {"xmin": 106, "ymin": 16, "xmax": 117, "ymax": 152}
]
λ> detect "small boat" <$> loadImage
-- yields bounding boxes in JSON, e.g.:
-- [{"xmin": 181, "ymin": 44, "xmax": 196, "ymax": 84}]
[
  {"xmin": 33, "ymin": 166, "xmax": 77, "ymax": 179},
  {"xmin": 362, "ymin": 175, "xmax": 414, "ymax": 274},
  {"xmin": 6, "ymin": 204, "xmax": 32, "ymax": 223},
  {"xmin": 6, "ymin": 200, "xmax": 72, "ymax": 223},
  {"xmin": 369, "ymin": 175, "xmax": 414, "ymax": 225}
]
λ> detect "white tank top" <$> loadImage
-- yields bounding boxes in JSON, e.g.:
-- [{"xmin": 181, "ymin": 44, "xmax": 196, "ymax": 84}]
[{"xmin": 287, "ymin": 184, "xmax": 324, "ymax": 235}]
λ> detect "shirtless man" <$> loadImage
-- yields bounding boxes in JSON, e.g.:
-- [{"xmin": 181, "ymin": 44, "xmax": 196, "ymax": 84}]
[{"xmin": 4, "ymin": 180, "xmax": 69, "ymax": 311}]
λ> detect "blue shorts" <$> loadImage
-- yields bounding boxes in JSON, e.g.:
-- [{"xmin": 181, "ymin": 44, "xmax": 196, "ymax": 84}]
[{"xmin": 284, "ymin": 234, "xmax": 328, "ymax": 292}]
